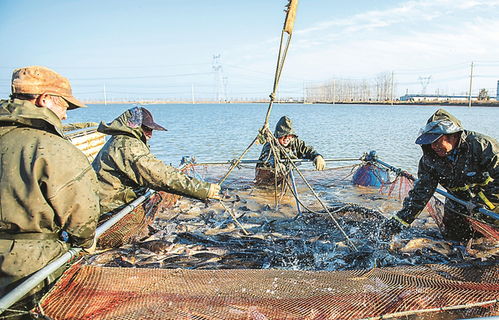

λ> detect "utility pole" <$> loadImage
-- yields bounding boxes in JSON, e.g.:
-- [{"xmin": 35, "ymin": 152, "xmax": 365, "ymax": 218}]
[
  {"xmin": 468, "ymin": 61, "xmax": 474, "ymax": 108},
  {"xmin": 103, "ymin": 83, "xmax": 107, "ymax": 105},
  {"xmin": 191, "ymin": 84, "xmax": 195, "ymax": 104},
  {"xmin": 212, "ymin": 54, "xmax": 225, "ymax": 103},
  {"xmin": 390, "ymin": 71, "xmax": 394, "ymax": 106},
  {"xmin": 333, "ymin": 79, "xmax": 336, "ymax": 105},
  {"xmin": 418, "ymin": 76, "xmax": 431, "ymax": 95}
]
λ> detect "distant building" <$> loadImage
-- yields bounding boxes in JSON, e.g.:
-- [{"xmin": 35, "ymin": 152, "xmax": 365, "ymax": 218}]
[
  {"xmin": 400, "ymin": 93, "xmax": 497, "ymax": 102},
  {"xmin": 399, "ymin": 94, "xmax": 478, "ymax": 102}
]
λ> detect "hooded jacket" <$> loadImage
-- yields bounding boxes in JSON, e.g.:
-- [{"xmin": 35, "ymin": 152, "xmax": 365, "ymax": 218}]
[
  {"xmin": 257, "ymin": 116, "xmax": 320, "ymax": 169},
  {"xmin": 92, "ymin": 109, "xmax": 211, "ymax": 214},
  {"xmin": 0, "ymin": 99, "xmax": 99, "ymax": 280},
  {"xmin": 396, "ymin": 109, "xmax": 499, "ymax": 226}
]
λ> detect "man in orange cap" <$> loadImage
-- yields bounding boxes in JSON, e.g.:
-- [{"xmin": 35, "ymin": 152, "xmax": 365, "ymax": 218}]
[{"xmin": 0, "ymin": 66, "xmax": 100, "ymax": 313}]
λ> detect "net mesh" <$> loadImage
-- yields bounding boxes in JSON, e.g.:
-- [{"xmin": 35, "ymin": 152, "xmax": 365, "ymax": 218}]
[
  {"xmin": 37, "ymin": 263, "xmax": 498, "ymax": 320},
  {"xmin": 98, "ymin": 191, "xmax": 180, "ymax": 248}
]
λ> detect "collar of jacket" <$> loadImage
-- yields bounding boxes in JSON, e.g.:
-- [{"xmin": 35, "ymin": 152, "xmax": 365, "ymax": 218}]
[
  {"xmin": 97, "ymin": 109, "xmax": 147, "ymax": 142},
  {"xmin": 0, "ymin": 98, "xmax": 64, "ymax": 137}
]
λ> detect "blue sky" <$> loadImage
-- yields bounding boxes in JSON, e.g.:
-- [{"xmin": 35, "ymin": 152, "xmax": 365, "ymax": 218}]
[{"xmin": 1, "ymin": 0, "xmax": 499, "ymax": 101}]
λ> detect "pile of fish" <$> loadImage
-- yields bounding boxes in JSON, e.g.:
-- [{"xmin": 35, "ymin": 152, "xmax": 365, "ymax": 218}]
[{"xmin": 84, "ymin": 167, "xmax": 498, "ymax": 270}]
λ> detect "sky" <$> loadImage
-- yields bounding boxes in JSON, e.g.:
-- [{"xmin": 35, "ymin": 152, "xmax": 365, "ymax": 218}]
[{"xmin": 1, "ymin": 0, "xmax": 499, "ymax": 102}]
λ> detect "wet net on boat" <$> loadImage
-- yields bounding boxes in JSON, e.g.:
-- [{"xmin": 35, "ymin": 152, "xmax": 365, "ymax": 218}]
[
  {"xmin": 37, "ymin": 263, "xmax": 498, "ymax": 320},
  {"xmin": 97, "ymin": 191, "xmax": 180, "ymax": 248},
  {"xmin": 28, "ymin": 154, "xmax": 498, "ymax": 319}
]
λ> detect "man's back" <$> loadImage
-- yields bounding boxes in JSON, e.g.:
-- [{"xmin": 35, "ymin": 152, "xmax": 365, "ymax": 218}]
[{"xmin": 0, "ymin": 99, "xmax": 99, "ymax": 280}]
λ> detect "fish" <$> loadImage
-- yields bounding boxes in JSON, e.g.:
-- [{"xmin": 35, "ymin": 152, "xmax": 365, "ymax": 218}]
[
  {"xmin": 397, "ymin": 237, "xmax": 453, "ymax": 256},
  {"xmin": 138, "ymin": 239, "xmax": 174, "ymax": 254}
]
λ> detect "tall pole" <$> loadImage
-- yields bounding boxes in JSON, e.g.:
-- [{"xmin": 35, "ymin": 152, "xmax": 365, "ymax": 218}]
[
  {"xmin": 191, "ymin": 84, "xmax": 195, "ymax": 104},
  {"xmin": 390, "ymin": 71, "xmax": 394, "ymax": 106},
  {"xmin": 468, "ymin": 61, "xmax": 474, "ymax": 108},
  {"xmin": 103, "ymin": 83, "xmax": 107, "ymax": 105},
  {"xmin": 333, "ymin": 79, "xmax": 336, "ymax": 105}
]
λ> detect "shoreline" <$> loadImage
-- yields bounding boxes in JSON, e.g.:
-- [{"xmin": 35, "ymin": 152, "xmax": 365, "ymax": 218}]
[{"xmin": 84, "ymin": 100, "xmax": 499, "ymax": 107}]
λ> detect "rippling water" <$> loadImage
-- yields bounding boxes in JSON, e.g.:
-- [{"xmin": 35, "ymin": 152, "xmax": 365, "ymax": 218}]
[{"xmin": 69, "ymin": 103, "xmax": 499, "ymax": 173}]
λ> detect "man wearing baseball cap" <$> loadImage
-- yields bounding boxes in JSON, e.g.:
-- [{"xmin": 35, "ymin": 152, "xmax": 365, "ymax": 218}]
[
  {"xmin": 92, "ymin": 107, "xmax": 221, "ymax": 215},
  {"xmin": 380, "ymin": 109, "xmax": 498, "ymax": 242},
  {"xmin": 0, "ymin": 66, "xmax": 100, "ymax": 312}
]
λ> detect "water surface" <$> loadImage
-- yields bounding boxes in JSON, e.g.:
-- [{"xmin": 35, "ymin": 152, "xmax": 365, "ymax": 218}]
[{"xmin": 69, "ymin": 103, "xmax": 499, "ymax": 173}]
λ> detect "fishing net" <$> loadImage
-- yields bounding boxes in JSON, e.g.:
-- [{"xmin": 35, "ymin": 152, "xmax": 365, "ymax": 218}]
[
  {"xmin": 36, "ymin": 262, "xmax": 499, "ymax": 320},
  {"xmin": 98, "ymin": 191, "xmax": 180, "ymax": 248},
  {"xmin": 379, "ymin": 175, "xmax": 446, "ymax": 232}
]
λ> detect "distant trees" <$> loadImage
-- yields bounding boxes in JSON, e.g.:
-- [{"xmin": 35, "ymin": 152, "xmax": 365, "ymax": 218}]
[
  {"xmin": 478, "ymin": 88, "xmax": 490, "ymax": 101},
  {"xmin": 304, "ymin": 72, "xmax": 396, "ymax": 103}
]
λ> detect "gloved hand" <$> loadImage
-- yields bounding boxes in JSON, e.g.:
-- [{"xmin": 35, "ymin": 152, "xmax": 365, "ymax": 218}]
[
  {"xmin": 207, "ymin": 183, "xmax": 221, "ymax": 200},
  {"xmin": 313, "ymin": 155, "xmax": 326, "ymax": 171},
  {"xmin": 379, "ymin": 217, "xmax": 404, "ymax": 242},
  {"xmin": 82, "ymin": 238, "xmax": 97, "ymax": 254}
]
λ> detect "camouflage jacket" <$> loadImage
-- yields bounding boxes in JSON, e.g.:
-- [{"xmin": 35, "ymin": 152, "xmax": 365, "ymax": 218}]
[
  {"xmin": 92, "ymin": 108, "xmax": 211, "ymax": 214},
  {"xmin": 0, "ymin": 99, "xmax": 99, "ymax": 278},
  {"xmin": 397, "ymin": 109, "xmax": 499, "ymax": 225},
  {"xmin": 257, "ymin": 116, "xmax": 320, "ymax": 169}
]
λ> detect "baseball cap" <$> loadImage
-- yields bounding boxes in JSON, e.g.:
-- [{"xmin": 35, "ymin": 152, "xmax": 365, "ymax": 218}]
[
  {"xmin": 141, "ymin": 108, "xmax": 167, "ymax": 131},
  {"xmin": 415, "ymin": 133, "xmax": 443, "ymax": 145},
  {"xmin": 11, "ymin": 66, "xmax": 86, "ymax": 109},
  {"xmin": 415, "ymin": 120, "xmax": 461, "ymax": 145}
]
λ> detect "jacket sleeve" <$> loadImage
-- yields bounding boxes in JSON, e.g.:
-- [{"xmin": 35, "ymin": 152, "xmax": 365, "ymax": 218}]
[
  {"xmin": 294, "ymin": 138, "xmax": 320, "ymax": 160},
  {"xmin": 478, "ymin": 136, "xmax": 499, "ymax": 202},
  {"xmin": 124, "ymin": 139, "xmax": 211, "ymax": 200},
  {"xmin": 396, "ymin": 157, "xmax": 438, "ymax": 225},
  {"xmin": 45, "ymin": 142, "xmax": 100, "ymax": 248},
  {"xmin": 257, "ymin": 143, "xmax": 274, "ymax": 168}
]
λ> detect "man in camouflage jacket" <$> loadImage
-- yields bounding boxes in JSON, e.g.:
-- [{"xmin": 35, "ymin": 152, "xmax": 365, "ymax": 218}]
[
  {"xmin": 255, "ymin": 115, "xmax": 325, "ymax": 185},
  {"xmin": 382, "ymin": 109, "xmax": 498, "ymax": 241},
  {"xmin": 0, "ymin": 67, "xmax": 99, "ymax": 303},
  {"xmin": 92, "ymin": 107, "xmax": 220, "ymax": 214}
]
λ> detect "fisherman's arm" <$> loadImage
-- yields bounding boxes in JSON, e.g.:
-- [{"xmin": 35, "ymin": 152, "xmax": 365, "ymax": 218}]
[
  {"xmin": 257, "ymin": 143, "xmax": 275, "ymax": 167},
  {"xmin": 395, "ymin": 159, "xmax": 438, "ymax": 225},
  {"xmin": 476, "ymin": 136, "xmax": 499, "ymax": 206},
  {"xmin": 294, "ymin": 139, "xmax": 325, "ymax": 170},
  {"xmin": 127, "ymin": 140, "xmax": 213, "ymax": 200}
]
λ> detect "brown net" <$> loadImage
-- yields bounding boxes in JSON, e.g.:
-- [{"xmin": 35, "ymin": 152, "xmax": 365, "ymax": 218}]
[
  {"xmin": 98, "ymin": 191, "xmax": 180, "ymax": 248},
  {"xmin": 37, "ymin": 263, "xmax": 498, "ymax": 320}
]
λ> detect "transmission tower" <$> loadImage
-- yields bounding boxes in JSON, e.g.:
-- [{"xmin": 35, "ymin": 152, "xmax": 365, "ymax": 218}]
[
  {"xmin": 418, "ymin": 76, "xmax": 432, "ymax": 94},
  {"xmin": 212, "ymin": 54, "xmax": 227, "ymax": 103}
]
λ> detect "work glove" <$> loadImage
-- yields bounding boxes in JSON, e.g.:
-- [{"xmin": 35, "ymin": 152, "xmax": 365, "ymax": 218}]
[
  {"xmin": 207, "ymin": 183, "xmax": 221, "ymax": 200},
  {"xmin": 82, "ymin": 237, "xmax": 97, "ymax": 254},
  {"xmin": 313, "ymin": 155, "xmax": 326, "ymax": 171},
  {"xmin": 379, "ymin": 217, "xmax": 404, "ymax": 242}
]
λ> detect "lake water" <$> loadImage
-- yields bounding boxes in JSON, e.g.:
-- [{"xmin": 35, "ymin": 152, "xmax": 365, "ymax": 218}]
[{"xmin": 69, "ymin": 103, "xmax": 498, "ymax": 174}]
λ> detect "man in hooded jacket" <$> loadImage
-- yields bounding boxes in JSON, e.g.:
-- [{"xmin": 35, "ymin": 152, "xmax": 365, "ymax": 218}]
[
  {"xmin": 0, "ymin": 66, "xmax": 100, "ymax": 311},
  {"xmin": 92, "ymin": 107, "xmax": 221, "ymax": 215},
  {"xmin": 381, "ymin": 109, "xmax": 499, "ymax": 242},
  {"xmin": 255, "ymin": 116, "xmax": 325, "ymax": 185}
]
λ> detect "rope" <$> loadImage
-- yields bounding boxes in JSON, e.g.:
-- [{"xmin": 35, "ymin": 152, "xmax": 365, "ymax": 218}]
[
  {"xmin": 358, "ymin": 299, "xmax": 499, "ymax": 320},
  {"xmin": 218, "ymin": 136, "xmax": 258, "ymax": 185},
  {"xmin": 261, "ymin": 126, "xmax": 358, "ymax": 251},
  {"xmin": 218, "ymin": 200, "xmax": 250, "ymax": 235}
]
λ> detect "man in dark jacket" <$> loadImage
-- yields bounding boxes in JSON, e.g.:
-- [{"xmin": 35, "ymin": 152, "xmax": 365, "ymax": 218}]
[
  {"xmin": 0, "ymin": 66, "xmax": 100, "ymax": 312},
  {"xmin": 381, "ymin": 109, "xmax": 498, "ymax": 242},
  {"xmin": 255, "ymin": 116, "xmax": 325, "ymax": 185},
  {"xmin": 92, "ymin": 107, "xmax": 221, "ymax": 214}
]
